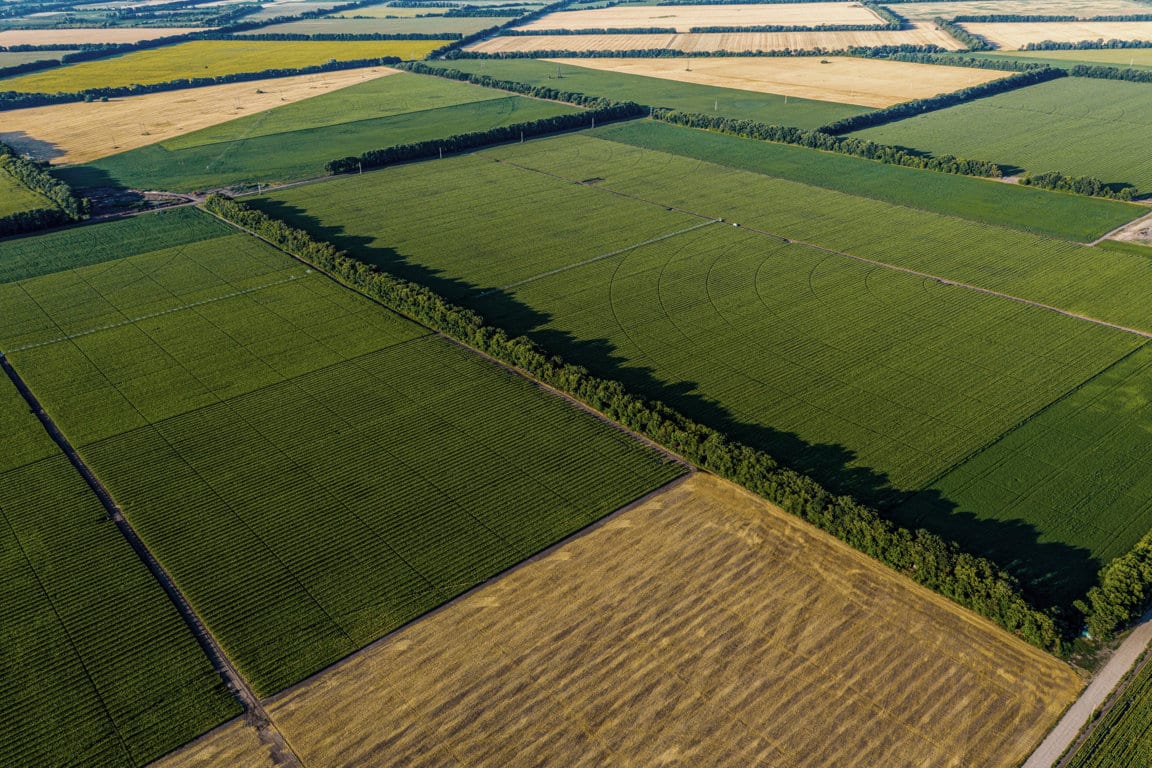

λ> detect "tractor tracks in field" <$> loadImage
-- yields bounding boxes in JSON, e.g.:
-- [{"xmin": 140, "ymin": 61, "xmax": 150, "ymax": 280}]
[{"xmin": 0, "ymin": 354, "xmax": 305, "ymax": 768}]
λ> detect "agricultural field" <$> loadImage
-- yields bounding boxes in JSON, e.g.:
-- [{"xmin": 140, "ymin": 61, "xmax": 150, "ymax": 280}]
[
  {"xmin": 972, "ymin": 47, "xmax": 1152, "ymax": 70},
  {"xmin": 513, "ymin": 2, "xmax": 884, "ymax": 33},
  {"xmin": 151, "ymin": 719, "xmax": 273, "ymax": 768},
  {"xmin": 0, "ymin": 28, "xmax": 203, "ymax": 46},
  {"xmin": 157, "ymin": 474, "xmax": 1081, "ymax": 767},
  {"xmin": 591, "ymin": 120, "xmax": 1138, "ymax": 241},
  {"xmin": 897, "ymin": 0, "xmax": 1152, "ymax": 23},
  {"xmin": 962, "ymin": 21, "xmax": 1152, "ymax": 49},
  {"xmin": 0, "ymin": 218, "xmax": 682, "ymax": 695},
  {"xmin": 0, "ymin": 373, "xmax": 240, "ymax": 767},
  {"xmin": 0, "ymin": 50, "xmax": 67, "ymax": 67},
  {"xmin": 467, "ymin": 24, "xmax": 965, "ymax": 53},
  {"xmin": 257, "ymin": 140, "xmax": 1151, "ymax": 602},
  {"xmin": 1067, "ymin": 653, "xmax": 1152, "ymax": 767},
  {"xmin": 853, "ymin": 77, "xmax": 1152, "ymax": 193},
  {"xmin": 242, "ymin": 16, "xmax": 508, "ymax": 35},
  {"xmin": 899, "ymin": 342, "xmax": 1152, "ymax": 602},
  {"xmin": 60, "ymin": 72, "xmax": 578, "ymax": 191},
  {"xmin": 0, "ymin": 167, "xmax": 50, "ymax": 218},
  {"xmin": 242, "ymin": 0, "xmax": 351, "ymax": 21},
  {"xmin": 0, "ymin": 206, "xmax": 234, "ymax": 284},
  {"xmin": 549, "ymin": 55, "xmax": 1009, "ymax": 108},
  {"xmin": 0, "ymin": 67, "xmax": 397, "ymax": 165},
  {"xmin": 0, "ymin": 40, "xmax": 442, "ymax": 93},
  {"xmin": 423, "ymin": 57, "xmax": 870, "ymax": 126}
]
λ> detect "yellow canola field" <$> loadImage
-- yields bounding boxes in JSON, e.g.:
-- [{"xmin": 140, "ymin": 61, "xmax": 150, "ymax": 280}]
[{"xmin": 0, "ymin": 40, "xmax": 443, "ymax": 93}]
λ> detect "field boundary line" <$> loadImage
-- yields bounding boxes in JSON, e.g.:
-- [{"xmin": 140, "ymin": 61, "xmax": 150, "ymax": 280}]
[
  {"xmin": 1, "ymin": 271, "xmax": 310, "ymax": 355},
  {"xmin": 1089, "ymin": 208, "xmax": 1152, "ymax": 246},
  {"xmin": 476, "ymin": 219, "xmax": 718, "ymax": 296},
  {"xmin": 0, "ymin": 355, "xmax": 306, "ymax": 768}
]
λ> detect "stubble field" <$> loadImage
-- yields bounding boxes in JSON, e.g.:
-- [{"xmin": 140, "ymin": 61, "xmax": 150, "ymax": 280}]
[
  {"xmin": 0, "ymin": 28, "xmax": 204, "ymax": 46},
  {"xmin": 513, "ymin": 2, "xmax": 883, "ymax": 32},
  {"xmin": 962, "ymin": 20, "xmax": 1152, "ymax": 48}
]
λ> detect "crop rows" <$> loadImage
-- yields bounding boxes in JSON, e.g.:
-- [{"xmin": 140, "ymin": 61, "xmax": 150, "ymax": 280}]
[
  {"xmin": 257, "ymin": 141, "xmax": 1147, "ymax": 603},
  {"xmin": 0, "ymin": 376, "xmax": 237, "ymax": 767},
  {"xmin": 1067, "ymin": 653, "xmax": 1152, "ymax": 766},
  {"xmin": 7, "ymin": 230, "xmax": 680, "ymax": 696},
  {"xmin": 0, "ymin": 206, "xmax": 234, "ymax": 285},
  {"xmin": 853, "ymin": 77, "xmax": 1152, "ymax": 192}
]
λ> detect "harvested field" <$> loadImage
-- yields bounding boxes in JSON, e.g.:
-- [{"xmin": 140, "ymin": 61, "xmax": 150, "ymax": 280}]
[
  {"xmin": 467, "ymin": 24, "xmax": 965, "ymax": 53},
  {"xmin": 550, "ymin": 55, "xmax": 1007, "ymax": 108},
  {"xmin": 243, "ymin": 16, "xmax": 507, "ymax": 35},
  {"xmin": 150, "ymin": 719, "xmax": 274, "ymax": 768},
  {"xmin": 0, "ymin": 28, "xmax": 204, "ymax": 46},
  {"xmin": 963, "ymin": 21, "xmax": 1152, "ymax": 48},
  {"xmin": 233, "ymin": 473, "xmax": 1079, "ymax": 768},
  {"xmin": 515, "ymin": 2, "xmax": 882, "ymax": 33},
  {"xmin": 0, "ymin": 40, "xmax": 442, "ymax": 93},
  {"xmin": 0, "ymin": 67, "xmax": 398, "ymax": 165},
  {"xmin": 974, "ymin": 47, "xmax": 1152, "ymax": 69},
  {"xmin": 898, "ymin": 0, "xmax": 1151, "ymax": 23}
]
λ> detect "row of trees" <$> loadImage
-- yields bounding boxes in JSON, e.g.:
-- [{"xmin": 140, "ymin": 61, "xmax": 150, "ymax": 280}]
[
  {"xmin": 0, "ymin": 142, "xmax": 88, "ymax": 236},
  {"xmin": 689, "ymin": 24, "xmax": 894, "ymax": 32},
  {"xmin": 1069, "ymin": 63, "xmax": 1152, "ymax": 83},
  {"xmin": 203, "ymin": 192, "xmax": 1064, "ymax": 652},
  {"xmin": 1078, "ymin": 532, "xmax": 1152, "ymax": 640},
  {"xmin": 0, "ymin": 57, "xmax": 401, "ymax": 111},
  {"xmin": 819, "ymin": 67, "xmax": 1065, "ymax": 133},
  {"xmin": 886, "ymin": 51, "xmax": 1049, "ymax": 70},
  {"xmin": 934, "ymin": 17, "xmax": 993, "ymax": 51},
  {"xmin": 1025, "ymin": 38, "xmax": 1152, "ymax": 50},
  {"xmin": 955, "ymin": 13, "xmax": 1152, "ymax": 22},
  {"xmin": 443, "ymin": 43, "xmax": 949, "ymax": 59},
  {"xmin": 866, "ymin": 2, "xmax": 910, "ymax": 30},
  {"xmin": 652, "ymin": 108, "xmax": 1005, "ymax": 176},
  {"xmin": 224, "ymin": 32, "xmax": 462, "ymax": 40},
  {"xmin": 325, "ymin": 101, "xmax": 644, "ymax": 173},
  {"xmin": 1020, "ymin": 170, "xmax": 1136, "ymax": 200},
  {"xmin": 501, "ymin": 27, "xmax": 677, "ymax": 35}
]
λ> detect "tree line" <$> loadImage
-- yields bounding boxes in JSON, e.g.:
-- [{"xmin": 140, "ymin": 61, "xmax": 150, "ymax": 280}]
[
  {"xmin": 0, "ymin": 142, "xmax": 88, "ymax": 237},
  {"xmin": 225, "ymin": 32, "xmax": 462, "ymax": 41},
  {"xmin": 0, "ymin": 57, "xmax": 401, "ymax": 112},
  {"xmin": 1025, "ymin": 39, "xmax": 1152, "ymax": 50},
  {"xmin": 1068, "ymin": 63, "xmax": 1152, "ymax": 83},
  {"xmin": 203, "ymin": 192, "xmax": 1064, "ymax": 652},
  {"xmin": 885, "ymin": 51, "xmax": 1049, "ymax": 70},
  {"xmin": 1078, "ymin": 530, "xmax": 1152, "ymax": 640},
  {"xmin": 688, "ymin": 24, "xmax": 894, "ymax": 33},
  {"xmin": 652, "ymin": 109, "xmax": 1005, "ymax": 176},
  {"xmin": 501, "ymin": 27, "xmax": 677, "ymax": 35},
  {"xmin": 443, "ymin": 43, "xmax": 949, "ymax": 59},
  {"xmin": 934, "ymin": 17, "xmax": 993, "ymax": 50},
  {"xmin": 325, "ymin": 101, "xmax": 644, "ymax": 174},
  {"xmin": 1020, "ymin": 170, "xmax": 1136, "ymax": 200},
  {"xmin": 819, "ymin": 67, "xmax": 1065, "ymax": 133},
  {"xmin": 867, "ymin": 2, "xmax": 909, "ymax": 29},
  {"xmin": 954, "ymin": 13, "xmax": 1152, "ymax": 22}
]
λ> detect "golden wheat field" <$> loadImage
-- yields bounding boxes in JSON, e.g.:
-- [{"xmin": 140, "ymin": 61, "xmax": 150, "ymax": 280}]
[
  {"xmin": 514, "ymin": 2, "xmax": 882, "ymax": 33},
  {"xmin": 160, "ymin": 473, "xmax": 1081, "ymax": 768},
  {"xmin": 468, "ymin": 24, "xmax": 965, "ymax": 53},
  {"xmin": 549, "ymin": 56, "xmax": 1006, "ymax": 107},
  {"xmin": 963, "ymin": 20, "xmax": 1152, "ymax": 48},
  {"xmin": 0, "ymin": 40, "xmax": 441, "ymax": 93},
  {"xmin": 150, "ymin": 719, "xmax": 274, "ymax": 768},
  {"xmin": 0, "ymin": 67, "xmax": 397, "ymax": 165},
  {"xmin": 0, "ymin": 28, "xmax": 205, "ymax": 46}
]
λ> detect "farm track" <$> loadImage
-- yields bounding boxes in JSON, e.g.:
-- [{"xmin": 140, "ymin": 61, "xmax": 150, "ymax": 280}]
[
  {"xmin": 0, "ymin": 354, "xmax": 305, "ymax": 768},
  {"xmin": 1023, "ymin": 609, "xmax": 1152, "ymax": 768},
  {"xmin": 493, "ymin": 158, "xmax": 1152, "ymax": 341},
  {"xmin": 1090, "ymin": 207, "xmax": 1152, "ymax": 246}
]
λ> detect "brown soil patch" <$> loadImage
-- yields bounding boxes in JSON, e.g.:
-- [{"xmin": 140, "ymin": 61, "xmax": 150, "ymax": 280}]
[
  {"xmin": 963, "ymin": 20, "xmax": 1152, "ymax": 48},
  {"xmin": 150, "ymin": 718, "xmax": 275, "ymax": 768},
  {"xmin": 0, "ymin": 28, "xmax": 205, "ymax": 46},
  {"xmin": 0, "ymin": 67, "xmax": 397, "ymax": 165},
  {"xmin": 184, "ymin": 472, "xmax": 1080, "ymax": 768},
  {"xmin": 516, "ymin": 2, "xmax": 882, "ymax": 33},
  {"xmin": 548, "ymin": 55, "xmax": 1007, "ymax": 107},
  {"xmin": 468, "ymin": 24, "xmax": 965, "ymax": 53}
]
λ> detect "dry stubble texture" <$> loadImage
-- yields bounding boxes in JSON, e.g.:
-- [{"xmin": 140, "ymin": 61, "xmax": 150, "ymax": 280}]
[
  {"xmin": 963, "ymin": 20, "xmax": 1152, "ymax": 48},
  {"xmin": 248, "ymin": 474, "xmax": 1081, "ymax": 768},
  {"xmin": 0, "ymin": 28, "xmax": 206, "ymax": 46},
  {"xmin": 149, "ymin": 718, "xmax": 275, "ymax": 768},
  {"xmin": 515, "ymin": 3, "xmax": 883, "ymax": 33}
]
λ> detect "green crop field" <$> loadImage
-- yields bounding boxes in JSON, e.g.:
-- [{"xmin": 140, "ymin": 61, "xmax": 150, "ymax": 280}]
[
  {"xmin": 590, "ymin": 120, "xmax": 1139, "ymax": 242},
  {"xmin": 420, "ymin": 57, "xmax": 870, "ymax": 129},
  {"xmin": 1067, "ymin": 656, "xmax": 1152, "ymax": 766},
  {"xmin": 0, "ymin": 375, "xmax": 239, "ymax": 767},
  {"xmin": 0, "ymin": 40, "xmax": 444, "ymax": 93},
  {"xmin": 244, "ymin": 16, "xmax": 508, "ymax": 35},
  {"xmin": 0, "ymin": 167, "xmax": 50, "ymax": 218},
  {"xmin": 0, "ymin": 214, "xmax": 682, "ymax": 695},
  {"xmin": 60, "ymin": 73, "xmax": 578, "ymax": 191},
  {"xmin": 0, "ymin": 206, "xmax": 234, "ymax": 283},
  {"xmin": 852, "ymin": 77, "xmax": 1152, "ymax": 193},
  {"xmin": 256, "ymin": 140, "xmax": 1152, "ymax": 604}
]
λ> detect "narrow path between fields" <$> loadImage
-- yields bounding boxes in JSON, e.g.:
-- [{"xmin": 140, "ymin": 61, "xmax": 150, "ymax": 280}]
[
  {"xmin": 1023, "ymin": 609, "xmax": 1152, "ymax": 768},
  {"xmin": 494, "ymin": 158, "xmax": 1152, "ymax": 341},
  {"xmin": 0, "ymin": 354, "xmax": 306, "ymax": 768},
  {"xmin": 1090, "ymin": 208, "xmax": 1152, "ymax": 247}
]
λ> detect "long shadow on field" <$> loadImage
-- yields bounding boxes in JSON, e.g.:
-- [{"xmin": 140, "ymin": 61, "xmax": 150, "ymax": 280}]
[
  {"xmin": 0, "ymin": 131, "xmax": 65, "ymax": 163},
  {"xmin": 251, "ymin": 197, "xmax": 1098, "ymax": 618}
]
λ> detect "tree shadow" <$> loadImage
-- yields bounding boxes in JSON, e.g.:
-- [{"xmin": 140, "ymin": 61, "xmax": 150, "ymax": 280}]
[
  {"xmin": 0, "ymin": 131, "xmax": 65, "ymax": 163},
  {"xmin": 249, "ymin": 195, "xmax": 1100, "ymax": 616}
]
